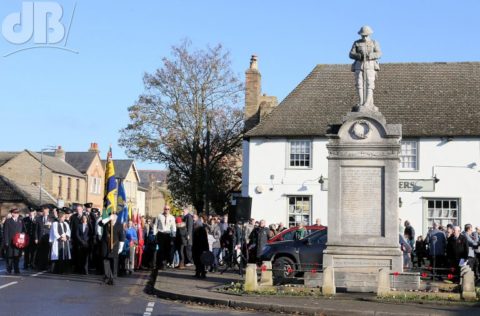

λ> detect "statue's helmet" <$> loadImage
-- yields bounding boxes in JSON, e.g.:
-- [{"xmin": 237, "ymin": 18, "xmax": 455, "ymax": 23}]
[{"xmin": 358, "ymin": 25, "xmax": 373, "ymax": 36}]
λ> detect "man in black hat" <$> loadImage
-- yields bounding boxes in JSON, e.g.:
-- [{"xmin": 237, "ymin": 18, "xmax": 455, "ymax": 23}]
[
  {"xmin": 84, "ymin": 203, "xmax": 93, "ymax": 216},
  {"xmin": 22, "ymin": 207, "xmax": 37, "ymax": 269},
  {"xmin": 63, "ymin": 207, "xmax": 72, "ymax": 225},
  {"xmin": 35, "ymin": 204, "xmax": 54, "ymax": 270},
  {"xmin": 3, "ymin": 208, "xmax": 25, "ymax": 274}
]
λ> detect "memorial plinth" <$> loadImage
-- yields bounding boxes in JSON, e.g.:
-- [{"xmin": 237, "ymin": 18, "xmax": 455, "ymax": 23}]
[{"xmin": 323, "ymin": 109, "xmax": 403, "ymax": 292}]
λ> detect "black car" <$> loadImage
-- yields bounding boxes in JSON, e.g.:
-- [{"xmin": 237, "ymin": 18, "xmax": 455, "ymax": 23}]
[{"xmin": 259, "ymin": 228, "xmax": 327, "ymax": 282}]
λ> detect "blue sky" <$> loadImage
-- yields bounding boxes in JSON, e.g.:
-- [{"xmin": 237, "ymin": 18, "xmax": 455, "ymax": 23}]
[{"xmin": 1, "ymin": 0, "xmax": 479, "ymax": 169}]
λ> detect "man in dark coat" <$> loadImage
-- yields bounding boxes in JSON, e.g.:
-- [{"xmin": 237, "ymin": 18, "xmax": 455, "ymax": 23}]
[
  {"xmin": 248, "ymin": 220, "xmax": 269, "ymax": 263},
  {"xmin": 3, "ymin": 208, "xmax": 25, "ymax": 274},
  {"xmin": 447, "ymin": 226, "xmax": 469, "ymax": 270},
  {"xmin": 70, "ymin": 204, "xmax": 85, "ymax": 272},
  {"xmin": 22, "ymin": 207, "xmax": 37, "ymax": 269},
  {"xmin": 35, "ymin": 205, "xmax": 54, "ymax": 270},
  {"xmin": 192, "ymin": 219, "xmax": 209, "ymax": 278},
  {"xmin": 182, "ymin": 208, "xmax": 194, "ymax": 266},
  {"xmin": 425, "ymin": 222, "xmax": 447, "ymax": 269},
  {"xmin": 98, "ymin": 213, "xmax": 125, "ymax": 285}
]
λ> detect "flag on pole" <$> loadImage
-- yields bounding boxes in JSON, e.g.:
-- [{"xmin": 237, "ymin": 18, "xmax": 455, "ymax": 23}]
[
  {"xmin": 117, "ymin": 181, "xmax": 128, "ymax": 224},
  {"xmin": 103, "ymin": 147, "xmax": 117, "ymax": 219}
]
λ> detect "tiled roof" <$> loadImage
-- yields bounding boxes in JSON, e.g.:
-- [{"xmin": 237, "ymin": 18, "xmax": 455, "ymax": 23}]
[
  {"xmin": 245, "ymin": 62, "xmax": 480, "ymax": 138},
  {"xmin": 0, "ymin": 175, "xmax": 57, "ymax": 206},
  {"xmin": 65, "ymin": 152, "xmax": 98, "ymax": 174},
  {"xmin": 101, "ymin": 159, "xmax": 137, "ymax": 180},
  {"xmin": 27, "ymin": 150, "xmax": 85, "ymax": 177}
]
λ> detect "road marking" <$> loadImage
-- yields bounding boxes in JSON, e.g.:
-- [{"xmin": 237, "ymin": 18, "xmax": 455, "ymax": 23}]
[
  {"xmin": 31, "ymin": 270, "xmax": 47, "ymax": 277},
  {"xmin": 143, "ymin": 302, "xmax": 155, "ymax": 316},
  {"xmin": 0, "ymin": 282, "xmax": 18, "ymax": 290}
]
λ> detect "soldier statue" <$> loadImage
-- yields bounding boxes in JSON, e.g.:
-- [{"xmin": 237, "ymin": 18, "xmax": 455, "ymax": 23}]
[{"xmin": 349, "ymin": 25, "xmax": 382, "ymax": 110}]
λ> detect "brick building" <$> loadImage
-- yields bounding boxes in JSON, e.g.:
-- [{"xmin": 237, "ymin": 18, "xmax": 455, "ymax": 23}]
[{"xmin": 0, "ymin": 150, "xmax": 86, "ymax": 213}]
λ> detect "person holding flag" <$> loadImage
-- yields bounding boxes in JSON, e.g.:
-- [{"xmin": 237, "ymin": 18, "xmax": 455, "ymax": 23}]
[{"xmin": 99, "ymin": 147, "xmax": 125, "ymax": 285}]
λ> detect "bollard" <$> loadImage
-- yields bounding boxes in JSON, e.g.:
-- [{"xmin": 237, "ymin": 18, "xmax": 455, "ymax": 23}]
[
  {"xmin": 260, "ymin": 261, "xmax": 273, "ymax": 286},
  {"xmin": 376, "ymin": 268, "xmax": 390, "ymax": 296},
  {"xmin": 461, "ymin": 269, "xmax": 476, "ymax": 301},
  {"xmin": 244, "ymin": 263, "xmax": 258, "ymax": 292},
  {"xmin": 322, "ymin": 266, "xmax": 336, "ymax": 295}
]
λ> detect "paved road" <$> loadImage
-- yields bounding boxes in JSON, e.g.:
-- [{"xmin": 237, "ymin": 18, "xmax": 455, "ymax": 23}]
[{"xmin": 0, "ymin": 259, "xmax": 269, "ymax": 316}]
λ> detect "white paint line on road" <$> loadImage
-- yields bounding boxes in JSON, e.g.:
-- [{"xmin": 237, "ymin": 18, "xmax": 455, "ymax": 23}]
[
  {"xmin": 31, "ymin": 270, "xmax": 47, "ymax": 277},
  {"xmin": 0, "ymin": 281, "xmax": 18, "ymax": 290},
  {"xmin": 142, "ymin": 302, "xmax": 155, "ymax": 316}
]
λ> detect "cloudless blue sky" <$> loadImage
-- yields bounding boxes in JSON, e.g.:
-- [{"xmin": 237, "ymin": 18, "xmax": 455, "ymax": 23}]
[{"xmin": 1, "ymin": 0, "xmax": 479, "ymax": 169}]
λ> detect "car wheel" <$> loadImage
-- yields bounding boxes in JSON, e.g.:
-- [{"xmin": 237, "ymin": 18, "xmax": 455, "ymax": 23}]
[{"xmin": 273, "ymin": 256, "xmax": 296, "ymax": 284}]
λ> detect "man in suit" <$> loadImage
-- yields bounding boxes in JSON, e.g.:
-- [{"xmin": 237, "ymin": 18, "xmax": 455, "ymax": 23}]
[
  {"xmin": 22, "ymin": 207, "xmax": 37, "ymax": 269},
  {"xmin": 3, "ymin": 208, "xmax": 25, "ymax": 274},
  {"xmin": 35, "ymin": 205, "xmax": 54, "ymax": 270}
]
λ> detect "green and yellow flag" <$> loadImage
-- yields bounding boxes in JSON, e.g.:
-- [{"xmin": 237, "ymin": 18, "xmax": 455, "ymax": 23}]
[{"xmin": 102, "ymin": 147, "xmax": 117, "ymax": 219}]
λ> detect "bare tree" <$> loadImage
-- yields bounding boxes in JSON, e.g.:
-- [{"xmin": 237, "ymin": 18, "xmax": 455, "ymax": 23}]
[{"xmin": 119, "ymin": 40, "xmax": 244, "ymax": 214}]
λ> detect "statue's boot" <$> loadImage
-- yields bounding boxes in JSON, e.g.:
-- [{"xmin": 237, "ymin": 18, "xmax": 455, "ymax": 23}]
[
  {"xmin": 364, "ymin": 88, "xmax": 378, "ymax": 111},
  {"xmin": 354, "ymin": 88, "xmax": 364, "ymax": 110}
]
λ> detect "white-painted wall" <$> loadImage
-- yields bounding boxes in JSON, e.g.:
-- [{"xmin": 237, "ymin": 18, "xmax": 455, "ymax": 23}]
[{"xmin": 243, "ymin": 137, "xmax": 480, "ymax": 235}]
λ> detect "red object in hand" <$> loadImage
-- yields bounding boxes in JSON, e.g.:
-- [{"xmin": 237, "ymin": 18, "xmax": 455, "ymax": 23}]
[
  {"xmin": 311, "ymin": 269, "xmax": 317, "ymax": 275},
  {"xmin": 447, "ymin": 274, "xmax": 454, "ymax": 280},
  {"xmin": 393, "ymin": 272, "xmax": 399, "ymax": 277},
  {"xmin": 287, "ymin": 267, "xmax": 293, "ymax": 274},
  {"xmin": 421, "ymin": 272, "xmax": 428, "ymax": 278},
  {"xmin": 261, "ymin": 265, "xmax": 267, "ymax": 272}
]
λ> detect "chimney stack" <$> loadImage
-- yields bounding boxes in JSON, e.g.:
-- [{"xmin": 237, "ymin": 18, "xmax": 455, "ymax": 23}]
[
  {"xmin": 54, "ymin": 146, "xmax": 65, "ymax": 161},
  {"xmin": 244, "ymin": 55, "xmax": 261, "ymax": 132},
  {"xmin": 244, "ymin": 55, "xmax": 278, "ymax": 132},
  {"xmin": 88, "ymin": 142, "xmax": 100, "ymax": 153}
]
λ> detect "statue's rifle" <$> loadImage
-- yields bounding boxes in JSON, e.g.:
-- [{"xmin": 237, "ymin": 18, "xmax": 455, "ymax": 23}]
[{"xmin": 362, "ymin": 41, "xmax": 367, "ymax": 106}]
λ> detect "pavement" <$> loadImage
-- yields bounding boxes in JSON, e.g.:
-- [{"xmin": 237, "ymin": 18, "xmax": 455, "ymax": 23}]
[
  {"xmin": 153, "ymin": 267, "xmax": 480, "ymax": 316},
  {"xmin": 0, "ymin": 258, "xmax": 273, "ymax": 316}
]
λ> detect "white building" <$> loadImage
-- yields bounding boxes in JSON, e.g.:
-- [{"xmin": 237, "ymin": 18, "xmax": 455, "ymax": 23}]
[{"xmin": 242, "ymin": 60, "xmax": 480, "ymax": 236}]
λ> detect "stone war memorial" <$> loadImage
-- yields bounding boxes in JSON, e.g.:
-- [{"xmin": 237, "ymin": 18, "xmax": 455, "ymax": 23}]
[{"xmin": 322, "ymin": 26, "xmax": 403, "ymax": 293}]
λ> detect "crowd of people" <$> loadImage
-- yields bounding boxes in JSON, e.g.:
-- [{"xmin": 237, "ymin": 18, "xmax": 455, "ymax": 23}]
[
  {"xmin": 7, "ymin": 203, "xmax": 476, "ymax": 285},
  {"xmin": 0, "ymin": 203, "xmax": 315, "ymax": 284},
  {"xmin": 0, "ymin": 203, "xmax": 144, "ymax": 285},
  {"xmin": 401, "ymin": 220, "xmax": 480, "ymax": 281}
]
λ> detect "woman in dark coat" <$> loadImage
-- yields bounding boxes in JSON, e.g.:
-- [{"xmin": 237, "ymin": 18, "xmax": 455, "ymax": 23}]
[
  {"xmin": 175, "ymin": 217, "xmax": 188, "ymax": 269},
  {"xmin": 192, "ymin": 218, "xmax": 209, "ymax": 278},
  {"xmin": 3, "ymin": 208, "xmax": 25, "ymax": 274},
  {"xmin": 75, "ymin": 215, "xmax": 91, "ymax": 274}
]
